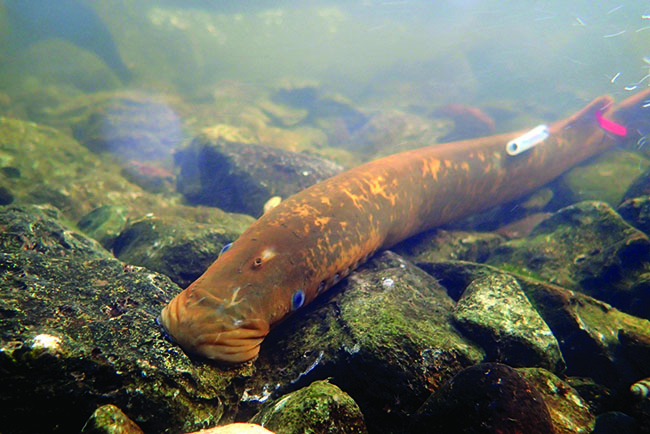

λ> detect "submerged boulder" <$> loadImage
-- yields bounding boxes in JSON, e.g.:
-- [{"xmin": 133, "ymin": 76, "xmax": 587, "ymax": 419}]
[
  {"xmin": 0, "ymin": 204, "xmax": 249, "ymax": 434},
  {"xmin": 175, "ymin": 133, "xmax": 343, "ymax": 216},
  {"xmin": 413, "ymin": 363, "xmax": 557, "ymax": 434},
  {"xmin": 486, "ymin": 201, "xmax": 650, "ymax": 315},
  {"xmin": 112, "ymin": 213, "xmax": 251, "ymax": 288},
  {"xmin": 454, "ymin": 274, "xmax": 564, "ymax": 372},
  {"xmin": 251, "ymin": 380, "xmax": 367, "ymax": 434},
  {"xmin": 243, "ymin": 251, "xmax": 484, "ymax": 434},
  {"xmin": 419, "ymin": 260, "xmax": 650, "ymax": 389}
]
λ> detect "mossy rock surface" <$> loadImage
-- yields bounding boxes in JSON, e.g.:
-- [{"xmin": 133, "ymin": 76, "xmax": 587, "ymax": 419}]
[{"xmin": 0, "ymin": 204, "xmax": 250, "ymax": 434}]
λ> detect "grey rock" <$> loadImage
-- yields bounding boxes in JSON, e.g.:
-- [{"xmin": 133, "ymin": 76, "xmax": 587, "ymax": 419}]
[
  {"xmin": 176, "ymin": 134, "xmax": 343, "ymax": 217},
  {"xmin": 454, "ymin": 274, "xmax": 564, "ymax": 372}
]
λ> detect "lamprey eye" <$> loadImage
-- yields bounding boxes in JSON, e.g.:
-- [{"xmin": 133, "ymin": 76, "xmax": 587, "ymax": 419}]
[
  {"xmin": 291, "ymin": 290, "xmax": 305, "ymax": 310},
  {"xmin": 218, "ymin": 242, "xmax": 232, "ymax": 257}
]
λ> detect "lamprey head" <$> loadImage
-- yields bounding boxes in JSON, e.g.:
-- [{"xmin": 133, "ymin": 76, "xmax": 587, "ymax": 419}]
[
  {"xmin": 158, "ymin": 285, "xmax": 271, "ymax": 363},
  {"xmin": 158, "ymin": 221, "xmax": 318, "ymax": 364}
]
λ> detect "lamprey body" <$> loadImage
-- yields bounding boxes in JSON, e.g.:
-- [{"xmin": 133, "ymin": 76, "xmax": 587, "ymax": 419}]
[{"xmin": 160, "ymin": 90, "xmax": 650, "ymax": 364}]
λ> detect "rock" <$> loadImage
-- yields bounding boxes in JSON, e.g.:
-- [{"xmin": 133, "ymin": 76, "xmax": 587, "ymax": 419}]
[
  {"xmin": 0, "ymin": 116, "xmax": 148, "ymax": 222},
  {"xmin": 495, "ymin": 212, "xmax": 553, "ymax": 239},
  {"xmin": 112, "ymin": 213, "xmax": 251, "ymax": 288},
  {"xmin": 518, "ymin": 368, "xmax": 595, "ymax": 434},
  {"xmin": 77, "ymin": 205, "xmax": 130, "ymax": 249},
  {"xmin": 392, "ymin": 229, "xmax": 504, "ymax": 265},
  {"xmin": 565, "ymin": 377, "xmax": 617, "ymax": 416},
  {"xmin": 270, "ymin": 81, "xmax": 320, "ymax": 109},
  {"xmin": 618, "ymin": 196, "xmax": 650, "ymax": 235},
  {"xmin": 71, "ymin": 92, "xmax": 185, "ymax": 163},
  {"xmin": 120, "ymin": 160, "xmax": 176, "ymax": 195},
  {"xmin": 486, "ymin": 201, "xmax": 650, "ymax": 315},
  {"xmin": 619, "ymin": 329, "xmax": 650, "ymax": 380},
  {"xmin": 175, "ymin": 133, "xmax": 343, "ymax": 216},
  {"xmin": 80, "ymin": 404, "xmax": 145, "ymax": 434},
  {"xmin": 4, "ymin": 39, "xmax": 122, "ymax": 93},
  {"xmin": 0, "ymin": 184, "xmax": 15, "ymax": 205},
  {"xmin": 270, "ymin": 83, "xmax": 367, "ymax": 142},
  {"xmin": 592, "ymin": 411, "xmax": 641, "ymax": 434},
  {"xmin": 349, "ymin": 110, "xmax": 445, "ymax": 157},
  {"xmin": 631, "ymin": 399, "xmax": 650, "ymax": 434},
  {"xmin": 0, "ymin": 116, "xmax": 171, "ymax": 223},
  {"xmin": 622, "ymin": 167, "xmax": 650, "ymax": 203},
  {"xmin": 0, "ymin": 205, "xmax": 248, "ymax": 434},
  {"xmin": 430, "ymin": 103, "xmax": 496, "ymax": 142},
  {"xmin": 413, "ymin": 363, "xmax": 557, "ymax": 434},
  {"xmin": 242, "ymin": 251, "xmax": 483, "ymax": 434},
  {"xmin": 185, "ymin": 423, "xmax": 274, "ymax": 434},
  {"xmin": 251, "ymin": 380, "xmax": 367, "ymax": 434},
  {"xmin": 418, "ymin": 261, "xmax": 650, "ymax": 389},
  {"xmin": 257, "ymin": 100, "xmax": 308, "ymax": 128},
  {"xmin": 0, "ymin": 115, "xmax": 253, "ymax": 261},
  {"xmin": 556, "ymin": 150, "xmax": 650, "ymax": 207},
  {"xmin": 453, "ymin": 274, "xmax": 564, "ymax": 372}
]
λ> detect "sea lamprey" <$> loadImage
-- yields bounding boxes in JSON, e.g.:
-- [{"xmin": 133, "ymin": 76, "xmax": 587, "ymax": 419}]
[{"xmin": 159, "ymin": 89, "xmax": 650, "ymax": 364}]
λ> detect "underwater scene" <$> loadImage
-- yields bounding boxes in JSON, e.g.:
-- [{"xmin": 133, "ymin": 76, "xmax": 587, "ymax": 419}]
[{"xmin": 2, "ymin": 0, "xmax": 650, "ymax": 433}]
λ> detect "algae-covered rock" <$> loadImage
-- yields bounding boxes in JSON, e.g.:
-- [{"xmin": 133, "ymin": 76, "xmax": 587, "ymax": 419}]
[
  {"xmin": 0, "ymin": 116, "xmax": 169, "ymax": 222},
  {"xmin": 0, "ymin": 205, "xmax": 248, "ymax": 434},
  {"xmin": 557, "ymin": 150, "xmax": 650, "ymax": 207},
  {"xmin": 420, "ymin": 261, "xmax": 650, "ymax": 389},
  {"xmin": 0, "ymin": 115, "xmax": 252, "ymax": 256},
  {"xmin": 486, "ymin": 201, "xmax": 650, "ymax": 314},
  {"xmin": 251, "ymin": 380, "xmax": 367, "ymax": 434},
  {"xmin": 454, "ymin": 274, "xmax": 564, "ymax": 372},
  {"xmin": 80, "ymin": 404, "xmax": 145, "ymax": 434},
  {"xmin": 413, "ymin": 363, "xmax": 556, "ymax": 434},
  {"xmin": 518, "ymin": 368, "xmax": 595, "ymax": 434},
  {"xmin": 621, "ymin": 167, "xmax": 650, "ymax": 204},
  {"xmin": 244, "ymin": 251, "xmax": 483, "ymax": 434},
  {"xmin": 175, "ymin": 133, "xmax": 343, "ymax": 216},
  {"xmin": 77, "ymin": 205, "xmax": 131, "ymax": 249},
  {"xmin": 2, "ymin": 39, "xmax": 122, "ymax": 93},
  {"xmin": 619, "ymin": 196, "xmax": 650, "ymax": 236},
  {"xmin": 112, "ymin": 213, "xmax": 251, "ymax": 288}
]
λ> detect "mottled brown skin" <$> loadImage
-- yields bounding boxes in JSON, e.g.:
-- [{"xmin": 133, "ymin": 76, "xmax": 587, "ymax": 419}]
[{"xmin": 160, "ymin": 90, "xmax": 650, "ymax": 364}]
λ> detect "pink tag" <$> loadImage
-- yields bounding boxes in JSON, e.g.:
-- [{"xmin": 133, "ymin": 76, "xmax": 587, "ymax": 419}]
[{"xmin": 596, "ymin": 110, "xmax": 627, "ymax": 137}]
